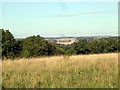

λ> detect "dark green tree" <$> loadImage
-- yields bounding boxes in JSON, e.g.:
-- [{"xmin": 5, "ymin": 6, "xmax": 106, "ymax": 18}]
[
  {"xmin": 1, "ymin": 29, "xmax": 15, "ymax": 59},
  {"xmin": 74, "ymin": 39, "xmax": 90, "ymax": 54},
  {"xmin": 21, "ymin": 35, "xmax": 56, "ymax": 58}
]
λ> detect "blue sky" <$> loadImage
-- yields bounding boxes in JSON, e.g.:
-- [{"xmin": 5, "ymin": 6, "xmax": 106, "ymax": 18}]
[{"xmin": 1, "ymin": 2, "xmax": 118, "ymax": 38}]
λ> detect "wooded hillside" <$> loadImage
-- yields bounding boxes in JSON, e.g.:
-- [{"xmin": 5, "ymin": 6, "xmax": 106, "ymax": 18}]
[{"xmin": 0, "ymin": 29, "xmax": 119, "ymax": 59}]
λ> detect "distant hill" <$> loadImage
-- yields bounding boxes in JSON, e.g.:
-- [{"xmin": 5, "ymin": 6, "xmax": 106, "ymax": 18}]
[{"xmin": 15, "ymin": 36, "xmax": 117, "ymax": 41}]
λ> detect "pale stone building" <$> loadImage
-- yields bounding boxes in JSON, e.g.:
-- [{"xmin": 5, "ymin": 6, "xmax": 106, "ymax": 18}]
[{"xmin": 56, "ymin": 38, "xmax": 78, "ymax": 45}]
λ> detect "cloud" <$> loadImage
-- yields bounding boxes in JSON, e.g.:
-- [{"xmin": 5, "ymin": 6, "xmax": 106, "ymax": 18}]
[{"xmin": 42, "ymin": 11, "xmax": 116, "ymax": 17}]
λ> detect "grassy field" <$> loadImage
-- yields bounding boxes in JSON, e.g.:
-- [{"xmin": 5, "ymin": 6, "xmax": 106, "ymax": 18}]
[{"xmin": 2, "ymin": 53, "xmax": 118, "ymax": 88}]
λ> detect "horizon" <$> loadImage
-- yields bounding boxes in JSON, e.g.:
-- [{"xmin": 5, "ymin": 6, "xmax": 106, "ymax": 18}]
[
  {"xmin": 14, "ymin": 34, "xmax": 118, "ymax": 39},
  {"xmin": 1, "ymin": 2, "xmax": 118, "ymax": 38}
]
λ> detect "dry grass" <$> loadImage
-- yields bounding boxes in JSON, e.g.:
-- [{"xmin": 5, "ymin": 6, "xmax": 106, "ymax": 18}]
[{"xmin": 2, "ymin": 53, "xmax": 118, "ymax": 88}]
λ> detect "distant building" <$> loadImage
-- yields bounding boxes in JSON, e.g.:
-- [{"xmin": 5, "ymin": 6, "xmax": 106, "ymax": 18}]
[{"xmin": 56, "ymin": 38, "xmax": 78, "ymax": 45}]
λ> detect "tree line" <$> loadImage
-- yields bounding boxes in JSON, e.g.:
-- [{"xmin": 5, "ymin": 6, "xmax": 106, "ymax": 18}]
[{"xmin": 0, "ymin": 29, "xmax": 119, "ymax": 60}]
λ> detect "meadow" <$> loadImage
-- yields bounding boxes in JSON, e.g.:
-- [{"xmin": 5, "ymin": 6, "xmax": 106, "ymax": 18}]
[{"xmin": 2, "ymin": 53, "xmax": 118, "ymax": 88}]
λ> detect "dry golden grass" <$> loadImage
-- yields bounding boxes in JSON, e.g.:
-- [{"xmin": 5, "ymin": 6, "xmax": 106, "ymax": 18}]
[{"xmin": 2, "ymin": 53, "xmax": 118, "ymax": 88}]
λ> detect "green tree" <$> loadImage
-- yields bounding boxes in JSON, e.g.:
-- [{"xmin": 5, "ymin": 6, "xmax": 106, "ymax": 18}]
[
  {"xmin": 21, "ymin": 35, "xmax": 56, "ymax": 58},
  {"xmin": 14, "ymin": 40, "xmax": 23, "ymax": 58},
  {"xmin": 1, "ymin": 29, "xmax": 15, "ymax": 59},
  {"xmin": 0, "ymin": 29, "xmax": 2, "ymax": 58},
  {"xmin": 74, "ymin": 39, "xmax": 90, "ymax": 54}
]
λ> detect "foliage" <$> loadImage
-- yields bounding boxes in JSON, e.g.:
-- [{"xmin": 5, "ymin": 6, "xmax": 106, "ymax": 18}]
[
  {"xmin": 72, "ymin": 38, "xmax": 118, "ymax": 55},
  {"xmin": 21, "ymin": 35, "xmax": 56, "ymax": 58},
  {"xmin": 0, "ymin": 29, "xmax": 2, "ymax": 58},
  {"xmin": 1, "ymin": 29, "xmax": 16, "ymax": 59},
  {"xmin": 1, "ymin": 29, "xmax": 119, "ymax": 59}
]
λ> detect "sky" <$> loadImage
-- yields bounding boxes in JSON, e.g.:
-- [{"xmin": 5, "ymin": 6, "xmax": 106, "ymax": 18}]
[{"xmin": 0, "ymin": 1, "xmax": 118, "ymax": 38}]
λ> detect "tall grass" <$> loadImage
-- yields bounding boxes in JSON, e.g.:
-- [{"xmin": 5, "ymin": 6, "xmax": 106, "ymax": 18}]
[{"xmin": 2, "ymin": 53, "xmax": 118, "ymax": 88}]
